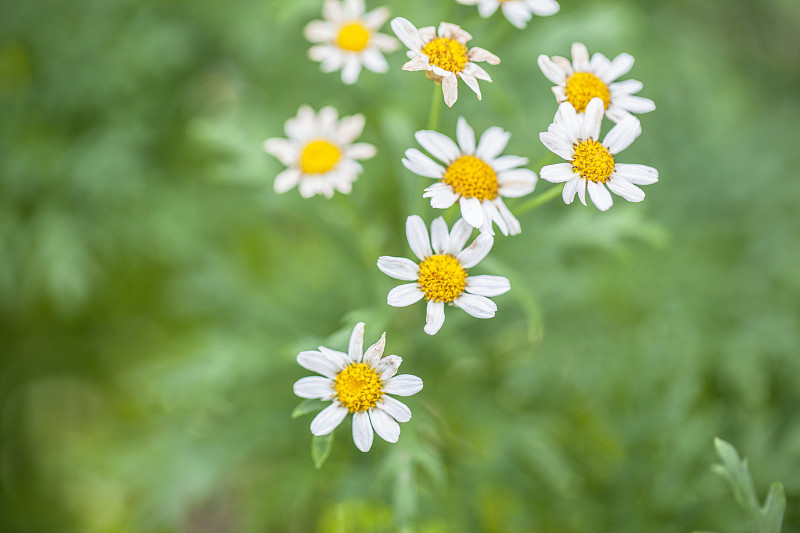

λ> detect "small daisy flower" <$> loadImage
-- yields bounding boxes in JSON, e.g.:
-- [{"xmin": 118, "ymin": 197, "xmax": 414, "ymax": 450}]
[
  {"xmin": 403, "ymin": 117, "xmax": 537, "ymax": 236},
  {"xmin": 390, "ymin": 18, "xmax": 500, "ymax": 107},
  {"xmin": 304, "ymin": 0, "xmax": 399, "ymax": 84},
  {"xmin": 378, "ymin": 215, "xmax": 510, "ymax": 335},
  {"xmin": 293, "ymin": 322, "xmax": 423, "ymax": 453},
  {"xmin": 456, "ymin": 0, "xmax": 559, "ymax": 29},
  {"xmin": 263, "ymin": 105, "xmax": 376, "ymax": 198},
  {"xmin": 539, "ymin": 98, "xmax": 659, "ymax": 211},
  {"xmin": 537, "ymin": 42, "xmax": 655, "ymax": 123}
]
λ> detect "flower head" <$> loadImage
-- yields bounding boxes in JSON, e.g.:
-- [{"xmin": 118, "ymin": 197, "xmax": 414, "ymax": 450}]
[
  {"xmin": 456, "ymin": 0, "xmax": 559, "ymax": 29},
  {"xmin": 263, "ymin": 105, "xmax": 376, "ymax": 198},
  {"xmin": 403, "ymin": 117, "xmax": 537, "ymax": 235},
  {"xmin": 390, "ymin": 18, "xmax": 500, "ymax": 107},
  {"xmin": 538, "ymin": 42, "xmax": 655, "ymax": 123},
  {"xmin": 293, "ymin": 322, "xmax": 423, "ymax": 452},
  {"xmin": 378, "ymin": 215, "xmax": 510, "ymax": 335},
  {"xmin": 539, "ymin": 98, "xmax": 659, "ymax": 211},
  {"xmin": 304, "ymin": 0, "xmax": 399, "ymax": 84}
]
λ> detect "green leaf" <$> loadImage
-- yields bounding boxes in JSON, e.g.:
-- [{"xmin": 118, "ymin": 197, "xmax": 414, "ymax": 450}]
[
  {"xmin": 291, "ymin": 399, "xmax": 327, "ymax": 419},
  {"xmin": 312, "ymin": 433, "xmax": 334, "ymax": 470},
  {"xmin": 763, "ymin": 483, "xmax": 786, "ymax": 533}
]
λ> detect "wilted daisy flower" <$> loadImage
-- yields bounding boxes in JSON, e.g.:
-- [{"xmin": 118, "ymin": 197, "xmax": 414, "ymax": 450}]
[
  {"xmin": 456, "ymin": 0, "xmax": 559, "ymax": 29},
  {"xmin": 403, "ymin": 117, "xmax": 537, "ymax": 235},
  {"xmin": 538, "ymin": 42, "xmax": 655, "ymax": 123},
  {"xmin": 378, "ymin": 215, "xmax": 510, "ymax": 335},
  {"xmin": 293, "ymin": 322, "xmax": 423, "ymax": 452},
  {"xmin": 539, "ymin": 98, "xmax": 658, "ymax": 211},
  {"xmin": 390, "ymin": 18, "xmax": 500, "ymax": 107},
  {"xmin": 263, "ymin": 105, "xmax": 376, "ymax": 198},
  {"xmin": 304, "ymin": 0, "xmax": 399, "ymax": 84}
]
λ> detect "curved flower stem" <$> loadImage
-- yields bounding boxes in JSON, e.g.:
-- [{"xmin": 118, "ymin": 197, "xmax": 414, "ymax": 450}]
[
  {"xmin": 512, "ymin": 184, "xmax": 564, "ymax": 215},
  {"xmin": 426, "ymin": 81, "xmax": 442, "ymax": 131}
]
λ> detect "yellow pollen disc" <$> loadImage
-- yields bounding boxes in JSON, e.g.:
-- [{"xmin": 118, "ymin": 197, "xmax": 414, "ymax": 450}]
[
  {"xmin": 571, "ymin": 140, "xmax": 615, "ymax": 183},
  {"xmin": 444, "ymin": 155, "xmax": 499, "ymax": 200},
  {"xmin": 417, "ymin": 254, "xmax": 467, "ymax": 303},
  {"xmin": 334, "ymin": 363, "xmax": 383, "ymax": 413},
  {"xmin": 300, "ymin": 140, "xmax": 341, "ymax": 174},
  {"xmin": 565, "ymin": 72, "xmax": 611, "ymax": 113},
  {"xmin": 421, "ymin": 37, "xmax": 469, "ymax": 74},
  {"xmin": 336, "ymin": 22, "xmax": 370, "ymax": 52}
]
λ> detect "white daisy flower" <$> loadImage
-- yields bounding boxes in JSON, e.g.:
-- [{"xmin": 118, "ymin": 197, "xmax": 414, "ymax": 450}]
[
  {"xmin": 263, "ymin": 105, "xmax": 376, "ymax": 198},
  {"xmin": 390, "ymin": 18, "xmax": 500, "ymax": 107},
  {"xmin": 403, "ymin": 117, "xmax": 537, "ymax": 236},
  {"xmin": 456, "ymin": 0, "xmax": 559, "ymax": 29},
  {"xmin": 293, "ymin": 322, "xmax": 423, "ymax": 452},
  {"xmin": 378, "ymin": 215, "xmax": 510, "ymax": 335},
  {"xmin": 537, "ymin": 42, "xmax": 655, "ymax": 123},
  {"xmin": 304, "ymin": 0, "xmax": 399, "ymax": 84},
  {"xmin": 539, "ymin": 98, "xmax": 659, "ymax": 211}
]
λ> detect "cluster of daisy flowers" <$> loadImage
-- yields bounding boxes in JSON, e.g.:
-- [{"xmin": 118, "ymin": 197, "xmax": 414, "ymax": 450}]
[{"xmin": 263, "ymin": 0, "xmax": 658, "ymax": 454}]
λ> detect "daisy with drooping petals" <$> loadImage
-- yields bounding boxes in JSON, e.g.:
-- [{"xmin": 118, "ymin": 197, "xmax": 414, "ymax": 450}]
[
  {"xmin": 390, "ymin": 18, "xmax": 500, "ymax": 107},
  {"xmin": 538, "ymin": 42, "xmax": 655, "ymax": 123},
  {"xmin": 293, "ymin": 322, "xmax": 423, "ymax": 452},
  {"xmin": 456, "ymin": 0, "xmax": 559, "ymax": 29},
  {"xmin": 304, "ymin": 0, "xmax": 399, "ymax": 84},
  {"xmin": 403, "ymin": 117, "xmax": 537, "ymax": 236},
  {"xmin": 539, "ymin": 98, "xmax": 658, "ymax": 211},
  {"xmin": 263, "ymin": 106, "xmax": 376, "ymax": 198},
  {"xmin": 378, "ymin": 215, "xmax": 510, "ymax": 335}
]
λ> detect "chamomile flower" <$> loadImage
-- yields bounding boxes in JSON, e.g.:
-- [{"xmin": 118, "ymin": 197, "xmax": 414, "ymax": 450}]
[
  {"xmin": 293, "ymin": 322, "xmax": 423, "ymax": 452},
  {"xmin": 539, "ymin": 98, "xmax": 658, "ymax": 211},
  {"xmin": 263, "ymin": 105, "xmax": 376, "ymax": 198},
  {"xmin": 403, "ymin": 117, "xmax": 537, "ymax": 236},
  {"xmin": 378, "ymin": 215, "xmax": 510, "ymax": 335},
  {"xmin": 538, "ymin": 42, "xmax": 655, "ymax": 123},
  {"xmin": 456, "ymin": 0, "xmax": 559, "ymax": 29},
  {"xmin": 304, "ymin": 0, "xmax": 399, "ymax": 84},
  {"xmin": 390, "ymin": 18, "xmax": 500, "ymax": 107}
]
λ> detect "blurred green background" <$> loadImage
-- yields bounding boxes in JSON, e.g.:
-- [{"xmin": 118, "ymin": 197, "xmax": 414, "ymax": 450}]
[{"xmin": 1, "ymin": 0, "xmax": 799, "ymax": 531}]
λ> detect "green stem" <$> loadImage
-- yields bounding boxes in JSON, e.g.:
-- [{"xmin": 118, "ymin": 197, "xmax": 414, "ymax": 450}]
[
  {"xmin": 512, "ymin": 184, "xmax": 564, "ymax": 215},
  {"xmin": 426, "ymin": 81, "xmax": 442, "ymax": 131}
]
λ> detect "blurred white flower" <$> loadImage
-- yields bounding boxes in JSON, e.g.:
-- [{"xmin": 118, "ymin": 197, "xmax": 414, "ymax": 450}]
[
  {"xmin": 378, "ymin": 215, "xmax": 510, "ymax": 335},
  {"xmin": 263, "ymin": 105, "xmax": 375, "ymax": 198},
  {"xmin": 293, "ymin": 322, "xmax": 423, "ymax": 452},
  {"xmin": 539, "ymin": 98, "xmax": 658, "ymax": 211},
  {"xmin": 390, "ymin": 18, "xmax": 500, "ymax": 107},
  {"xmin": 403, "ymin": 117, "xmax": 537, "ymax": 236},
  {"xmin": 538, "ymin": 42, "xmax": 655, "ymax": 123},
  {"xmin": 456, "ymin": 0, "xmax": 559, "ymax": 29},
  {"xmin": 304, "ymin": 0, "xmax": 398, "ymax": 84}
]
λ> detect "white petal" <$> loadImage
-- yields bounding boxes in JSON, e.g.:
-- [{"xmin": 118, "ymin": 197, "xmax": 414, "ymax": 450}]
[
  {"xmin": 497, "ymin": 168, "xmax": 537, "ymax": 197},
  {"xmin": 601, "ymin": 52, "xmax": 634, "ymax": 83},
  {"xmin": 346, "ymin": 143, "xmax": 376, "ymax": 160},
  {"xmin": 553, "ymin": 101, "xmax": 581, "ymax": 139},
  {"xmin": 376, "ymin": 354, "xmax": 402, "ymax": 380},
  {"xmin": 430, "ymin": 217, "xmax": 449, "ymax": 253},
  {"xmin": 494, "ymin": 199, "xmax": 521, "ymax": 235},
  {"xmin": 463, "ymin": 62, "xmax": 491, "ymax": 81},
  {"xmin": 387, "ymin": 283, "xmax": 425, "ymax": 307},
  {"xmin": 273, "ymin": 168, "xmax": 301, "ymax": 194},
  {"xmin": 582, "ymin": 98, "xmax": 604, "ymax": 140},
  {"xmin": 297, "ymin": 350, "xmax": 340, "ymax": 379},
  {"xmin": 361, "ymin": 48, "xmax": 389, "ymax": 73},
  {"xmin": 459, "ymin": 73, "xmax": 482, "ymax": 100},
  {"xmin": 459, "ymin": 196, "xmax": 485, "ymax": 229},
  {"xmin": 482, "ymin": 199, "xmax": 508, "ymax": 236},
  {"xmin": 415, "ymin": 130, "xmax": 461, "ymax": 164},
  {"xmin": 468, "ymin": 47, "xmax": 500, "ymax": 65},
  {"xmin": 562, "ymin": 176, "xmax": 580, "ymax": 204},
  {"xmin": 318, "ymin": 346, "xmax": 349, "ymax": 370},
  {"xmin": 446, "ymin": 218, "xmax": 474, "ymax": 255},
  {"xmin": 424, "ymin": 300, "xmax": 445, "ymax": 335},
  {"xmin": 613, "ymin": 163, "xmax": 658, "ymax": 185},
  {"xmin": 453, "ymin": 293, "xmax": 497, "ymax": 318},
  {"xmin": 615, "ymin": 95, "xmax": 656, "ymax": 114},
  {"xmin": 364, "ymin": 6, "xmax": 391, "ymax": 28},
  {"xmin": 402, "ymin": 54, "xmax": 431, "ymax": 72},
  {"xmin": 336, "ymin": 114, "xmax": 366, "ymax": 144},
  {"xmin": 369, "ymin": 408, "xmax": 401, "ymax": 443},
  {"xmin": 424, "ymin": 183, "xmax": 460, "ymax": 209},
  {"xmin": 378, "ymin": 396, "xmax": 412, "ymax": 423},
  {"xmin": 348, "ymin": 322, "xmax": 365, "ymax": 363},
  {"xmin": 576, "ymin": 178, "xmax": 587, "ymax": 205},
  {"xmin": 377, "ymin": 256, "xmax": 419, "ymax": 281},
  {"xmin": 383, "ymin": 375, "xmax": 424, "ymax": 396},
  {"xmin": 501, "ymin": 2, "xmax": 532, "ymax": 29},
  {"xmin": 475, "ymin": 127, "xmax": 510, "ymax": 160},
  {"xmin": 403, "ymin": 148, "xmax": 446, "ymax": 178},
  {"xmin": 303, "ymin": 20, "xmax": 337, "ymax": 43},
  {"xmin": 541, "ymin": 163, "xmax": 578, "ymax": 184},
  {"xmin": 342, "ymin": 0, "xmax": 365, "ymax": 20},
  {"xmin": 609, "ymin": 79, "xmax": 643, "ymax": 96},
  {"xmin": 323, "ymin": 0, "xmax": 343, "ymax": 22},
  {"xmin": 528, "ymin": 0, "xmax": 560, "ymax": 16},
  {"xmin": 362, "ymin": 332, "xmax": 386, "ymax": 367},
  {"xmin": 571, "ymin": 42, "xmax": 590, "ymax": 71},
  {"xmin": 263, "ymin": 138, "xmax": 297, "ymax": 166},
  {"xmin": 456, "ymin": 117, "xmax": 476, "ymax": 154},
  {"xmin": 587, "ymin": 180, "xmax": 613, "ymax": 211},
  {"xmin": 607, "ymin": 176, "xmax": 645, "ymax": 202},
  {"xmin": 605, "ymin": 104, "xmax": 635, "ymax": 124},
  {"xmin": 293, "ymin": 376, "xmax": 335, "ymax": 399},
  {"xmin": 442, "ymin": 74, "xmax": 458, "ymax": 107},
  {"xmin": 391, "ymin": 17, "xmax": 423, "ymax": 51},
  {"xmin": 457, "ymin": 233, "xmax": 493, "ymax": 268},
  {"xmin": 492, "ymin": 155, "xmax": 528, "ymax": 171},
  {"xmin": 352, "ymin": 411, "xmax": 374, "ymax": 452},
  {"xmin": 371, "ymin": 32, "xmax": 399, "ymax": 52},
  {"xmin": 477, "ymin": 0, "xmax": 499, "ymax": 17},
  {"xmin": 406, "ymin": 214, "xmax": 432, "ymax": 260},
  {"xmin": 466, "ymin": 275, "xmax": 511, "ymax": 297},
  {"xmin": 310, "ymin": 403, "xmax": 348, "ymax": 435},
  {"xmin": 539, "ymin": 132, "xmax": 574, "ymax": 160},
  {"xmin": 603, "ymin": 117, "xmax": 641, "ymax": 154}
]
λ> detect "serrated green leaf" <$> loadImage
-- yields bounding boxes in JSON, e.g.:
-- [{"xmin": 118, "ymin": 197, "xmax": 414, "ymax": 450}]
[
  {"xmin": 291, "ymin": 398, "xmax": 327, "ymax": 419},
  {"xmin": 312, "ymin": 433, "xmax": 334, "ymax": 469}
]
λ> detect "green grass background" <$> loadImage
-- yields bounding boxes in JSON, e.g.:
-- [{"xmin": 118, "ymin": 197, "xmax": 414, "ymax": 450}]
[{"xmin": 1, "ymin": 0, "xmax": 799, "ymax": 531}]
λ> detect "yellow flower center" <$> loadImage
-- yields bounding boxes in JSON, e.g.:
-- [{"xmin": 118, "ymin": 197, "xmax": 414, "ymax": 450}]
[
  {"xmin": 421, "ymin": 37, "xmax": 469, "ymax": 74},
  {"xmin": 565, "ymin": 72, "xmax": 611, "ymax": 113},
  {"xmin": 300, "ymin": 140, "xmax": 341, "ymax": 174},
  {"xmin": 571, "ymin": 140, "xmax": 615, "ymax": 183},
  {"xmin": 417, "ymin": 254, "xmax": 467, "ymax": 303},
  {"xmin": 334, "ymin": 363, "xmax": 383, "ymax": 413},
  {"xmin": 443, "ymin": 155, "xmax": 498, "ymax": 200},
  {"xmin": 336, "ymin": 22, "xmax": 370, "ymax": 52}
]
